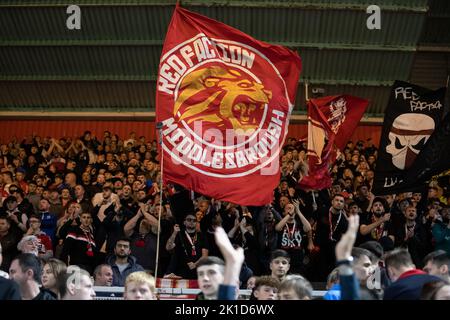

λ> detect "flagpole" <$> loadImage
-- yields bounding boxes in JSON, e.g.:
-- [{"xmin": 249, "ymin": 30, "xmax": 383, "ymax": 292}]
[
  {"xmin": 155, "ymin": 122, "xmax": 164, "ymax": 280},
  {"xmin": 305, "ymin": 82, "xmax": 309, "ymax": 102}
]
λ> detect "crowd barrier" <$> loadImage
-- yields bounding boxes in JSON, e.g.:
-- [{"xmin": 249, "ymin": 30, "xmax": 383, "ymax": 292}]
[{"xmin": 94, "ymin": 286, "xmax": 326, "ymax": 300}]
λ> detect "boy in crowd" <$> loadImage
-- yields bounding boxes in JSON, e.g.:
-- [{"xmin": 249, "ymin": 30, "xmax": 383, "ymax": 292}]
[
  {"xmin": 123, "ymin": 271, "xmax": 156, "ymax": 300},
  {"xmin": 251, "ymin": 276, "xmax": 280, "ymax": 300}
]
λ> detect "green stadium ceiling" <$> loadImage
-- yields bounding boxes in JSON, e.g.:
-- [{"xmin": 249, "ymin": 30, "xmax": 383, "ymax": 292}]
[{"xmin": 0, "ymin": 0, "xmax": 449, "ymax": 122}]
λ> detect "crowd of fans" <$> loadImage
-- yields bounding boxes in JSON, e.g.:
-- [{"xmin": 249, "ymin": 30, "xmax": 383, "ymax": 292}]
[{"xmin": 0, "ymin": 130, "xmax": 449, "ymax": 300}]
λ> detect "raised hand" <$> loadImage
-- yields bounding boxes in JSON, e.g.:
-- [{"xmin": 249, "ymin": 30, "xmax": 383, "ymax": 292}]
[
  {"xmin": 381, "ymin": 213, "xmax": 391, "ymax": 223},
  {"xmin": 335, "ymin": 215, "xmax": 360, "ymax": 261},
  {"xmin": 215, "ymin": 227, "xmax": 244, "ymax": 267}
]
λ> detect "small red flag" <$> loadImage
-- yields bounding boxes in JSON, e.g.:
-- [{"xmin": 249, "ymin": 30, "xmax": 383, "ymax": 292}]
[{"xmin": 299, "ymin": 95, "xmax": 369, "ymax": 190}]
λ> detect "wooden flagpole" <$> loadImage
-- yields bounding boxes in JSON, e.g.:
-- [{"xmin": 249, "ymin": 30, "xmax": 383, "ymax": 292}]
[{"xmin": 155, "ymin": 122, "xmax": 164, "ymax": 279}]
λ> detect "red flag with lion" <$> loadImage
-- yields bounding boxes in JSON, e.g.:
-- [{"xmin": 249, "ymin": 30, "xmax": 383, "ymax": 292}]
[{"xmin": 156, "ymin": 4, "xmax": 301, "ymax": 205}]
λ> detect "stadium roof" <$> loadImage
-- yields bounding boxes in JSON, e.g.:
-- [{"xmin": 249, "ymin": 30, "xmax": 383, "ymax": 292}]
[{"xmin": 0, "ymin": 0, "xmax": 449, "ymax": 122}]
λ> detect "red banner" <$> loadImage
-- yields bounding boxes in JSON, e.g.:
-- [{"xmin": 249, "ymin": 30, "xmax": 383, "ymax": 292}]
[
  {"xmin": 299, "ymin": 95, "xmax": 369, "ymax": 190},
  {"xmin": 156, "ymin": 5, "xmax": 301, "ymax": 205}
]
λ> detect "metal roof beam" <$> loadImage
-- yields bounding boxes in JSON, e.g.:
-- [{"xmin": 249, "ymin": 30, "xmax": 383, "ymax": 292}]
[
  {"xmin": 0, "ymin": 76, "xmax": 156, "ymax": 81},
  {"xmin": 0, "ymin": 1, "xmax": 428, "ymax": 13},
  {"xmin": 0, "ymin": 76, "xmax": 394, "ymax": 86},
  {"xmin": 417, "ymin": 45, "xmax": 450, "ymax": 53},
  {"xmin": 0, "ymin": 40, "xmax": 417, "ymax": 52}
]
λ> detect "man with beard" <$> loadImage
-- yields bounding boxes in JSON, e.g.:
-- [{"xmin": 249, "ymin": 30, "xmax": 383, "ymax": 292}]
[
  {"xmin": 389, "ymin": 205, "xmax": 428, "ymax": 268},
  {"xmin": 165, "ymin": 213, "xmax": 208, "ymax": 279},
  {"xmin": 123, "ymin": 204, "xmax": 163, "ymax": 275},
  {"xmin": 358, "ymin": 197, "xmax": 391, "ymax": 245},
  {"xmin": 315, "ymin": 194, "xmax": 349, "ymax": 279},
  {"xmin": 106, "ymin": 237, "xmax": 144, "ymax": 286}
]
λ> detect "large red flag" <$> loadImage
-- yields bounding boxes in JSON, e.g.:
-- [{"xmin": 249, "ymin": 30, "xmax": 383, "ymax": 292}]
[
  {"xmin": 299, "ymin": 95, "xmax": 369, "ymax": 190},
  {"xmin": 156, "ymin": 5, "xmax": 301, "ymax": 205}
]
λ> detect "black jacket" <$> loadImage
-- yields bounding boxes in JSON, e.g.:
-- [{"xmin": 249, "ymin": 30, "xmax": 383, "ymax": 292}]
[
  {"xmin": 32, "ymin": 289, "xmax": 57, "ymax": 300},
  {"xmin": 0, "ymin": 277, "xmax": 21, "ymax": 300}
]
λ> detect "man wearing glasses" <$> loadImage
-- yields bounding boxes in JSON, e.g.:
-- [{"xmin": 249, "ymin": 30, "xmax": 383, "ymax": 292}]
[
  {"xmin": 25, "ymin": 214, "xmax": 53, "ymax": 259},
  {"xmin": 165, "ymin": 213, "xmax": 208, "ymax": 279}
]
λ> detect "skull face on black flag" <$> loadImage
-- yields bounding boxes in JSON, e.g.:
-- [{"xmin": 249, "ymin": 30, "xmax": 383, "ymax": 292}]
[
  {"xmin": 372, "ymin": 80, "xmax": 446, "ymax": 195},
  {"xmin": 386, "ymin": 113, "xmax": 435, "ymax": 170}
]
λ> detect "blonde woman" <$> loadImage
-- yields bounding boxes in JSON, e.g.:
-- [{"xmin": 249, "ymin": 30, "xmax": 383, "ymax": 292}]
[{"xmin": 41, "ymin": 258, "xmax": 67, "ymax": 299}]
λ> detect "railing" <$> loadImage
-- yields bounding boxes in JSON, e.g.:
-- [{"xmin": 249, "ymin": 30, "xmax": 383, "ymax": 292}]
[{"xmin": 94, "ymin": 286, "xmax": 327, "ymax": 300}]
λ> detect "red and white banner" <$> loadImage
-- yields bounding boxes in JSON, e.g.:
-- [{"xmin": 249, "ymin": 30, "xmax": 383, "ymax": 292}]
[
  {"xmin": 156, "ymin": 5, "xmax": 301, "ymax": 205},
  {"xmin": 299, "ymin": 95, "xmax": 369, "ymax": 190},
  {"xmin": 156, "ymin": 278, "xmax": 198, "ymax": 300}
]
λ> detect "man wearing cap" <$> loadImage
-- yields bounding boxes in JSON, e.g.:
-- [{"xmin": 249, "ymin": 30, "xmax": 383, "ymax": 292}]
[
  {"xmin": 1, "ymin": 195, "xmax": 28, "ymax": 235},
  {"xmin": 359, "ymin": 197, "xmax": 391, "ymax": 245}
]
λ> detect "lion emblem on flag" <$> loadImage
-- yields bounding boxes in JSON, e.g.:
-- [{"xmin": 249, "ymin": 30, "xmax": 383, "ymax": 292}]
[{"xmin": 173, "ymin": 66, "xmax": 272, "ymax": 134}]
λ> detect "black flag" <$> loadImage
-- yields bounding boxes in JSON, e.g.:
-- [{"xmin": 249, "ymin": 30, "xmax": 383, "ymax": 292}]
[
  {"xmin": 400, "ymin": 112, "xmax": 450, "ymax": 187},
  {"xmin": 372, "ymin": 80, "xmax": 446, "ymax": 195}
]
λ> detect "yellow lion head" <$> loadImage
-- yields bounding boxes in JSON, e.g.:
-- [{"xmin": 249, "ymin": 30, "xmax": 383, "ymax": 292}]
[{"xmin": 173, "ymin": 66, "xmax": 272, "ymax": 134}]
